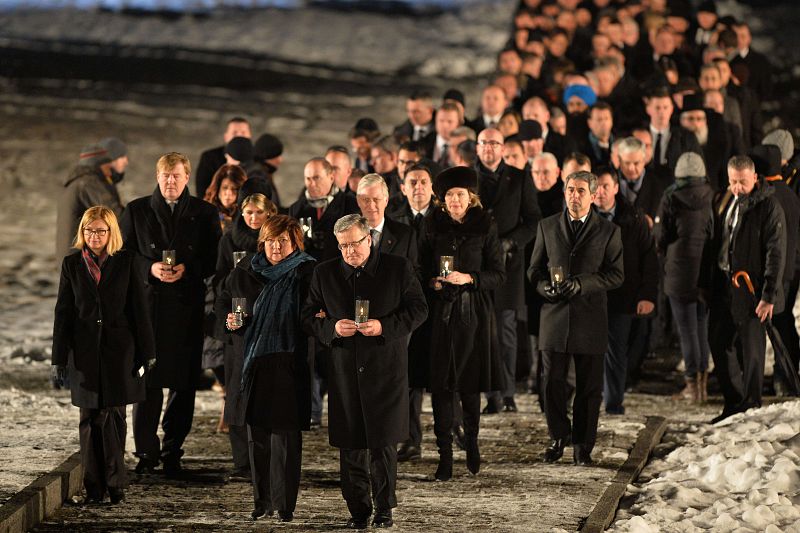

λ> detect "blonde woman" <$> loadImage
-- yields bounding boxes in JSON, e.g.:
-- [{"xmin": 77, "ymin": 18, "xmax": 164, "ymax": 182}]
[{"xmin": 52, "ymin": 206, "xmax": 155, "ymax": 504}]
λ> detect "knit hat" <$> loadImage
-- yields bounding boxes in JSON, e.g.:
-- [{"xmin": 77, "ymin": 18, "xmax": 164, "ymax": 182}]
[
  {"xmin": 749, "ymin": 145, "xmax": 782, "ymax": 177},
  {"xmin": 433, "ymin": 166, "xmax": 478, "ymax": 200},
  {"xmin": 253, "ymin": 133, "xmax": 283, "ymax": 160},
  {"xmin": 563, "ymin": 84, "xmax": 597, "ymax": 108},
  {"xmin": 225, "ymin": 137, "xmax": 254, "ymax": 163},
  {"xmin": 762, "ymin": 129, "xmax": 795, "ymax": 162},
  {"xmin": 518, "ymin": 119, "xmax": 543, "ymax": 141},
  {"xmin": 674, "ymin": 152, "xmax": 706, "ymax": 178},
  {"xmin": 78, "ymin": 144, "xmax": 111, "ymax": 168},
  {"xmin": 98, "ymin": 137, "xmax": 127, "ymax": 160}
]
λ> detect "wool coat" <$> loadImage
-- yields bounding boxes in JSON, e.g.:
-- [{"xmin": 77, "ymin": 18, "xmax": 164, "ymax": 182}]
[{"xmin": 288, "ymin": 190, "xmax": 359, "ymax": 262}]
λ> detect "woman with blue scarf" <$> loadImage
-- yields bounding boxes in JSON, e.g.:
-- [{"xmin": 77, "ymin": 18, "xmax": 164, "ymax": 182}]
[{"xmin": 215, "ymin": 214, "xmax": 315, "ymax": 523}]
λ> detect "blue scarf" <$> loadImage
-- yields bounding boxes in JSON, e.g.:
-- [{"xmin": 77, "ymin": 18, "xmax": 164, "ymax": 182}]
[{"xmin": 241, "ymin": 249, "xmax": 315, "ymax": 390}]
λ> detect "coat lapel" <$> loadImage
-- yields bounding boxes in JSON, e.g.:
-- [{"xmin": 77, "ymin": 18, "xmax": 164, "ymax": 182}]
[{"xmin": 379, "ymin": 221, "xmax": 396, "ymax": 254}]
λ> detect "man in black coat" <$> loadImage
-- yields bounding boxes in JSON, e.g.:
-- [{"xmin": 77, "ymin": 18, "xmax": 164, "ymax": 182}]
[
  {"xmin": 194, "ymin": 117, "xmax": 250, "ymax": 197},
  {"xmin": 392, "ymin": 90, "xmax": 435, "ymax": 141},
  {"xmin": 703, "ymin": 155, "xmax": 785, "ymax": 423},
  {"xmin": 303, "ymin": 214, "xmax": 427, "ymax": 529},
  {"xmin": 645, "ymin": 87, "xmax": 702, "ymax": 179},
  {"xmin": 730, "ymin": 22, "xmax": 772, "ymax": 103},
  {"xmin": 528, "ymin": 170, "xmax": 624, "ymax": 466},
  {"xmin": 476, "ymin": 127, "xmax": 541, "ymax": 413},
  {"xmin": 120, "ymin": 152, "xmax": 221, "ymax": 476},
  {"xmin": 617, "ymin": 136, "xmax": 670, "ymax": 229},
  {"xmin": 593, "ymin": 169, "xmax": 658, "ymax": 415},
  {"xmin": 679, "ymin": 94, "xmax": 733, "ymax": 192},
  {"xmin": 522, "ymin": 96, "xmax": 577, "ymax": 166}
]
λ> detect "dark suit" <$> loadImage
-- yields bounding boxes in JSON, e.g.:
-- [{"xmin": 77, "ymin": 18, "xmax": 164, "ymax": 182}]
[
  {"xmin": 194, "ymin": 146, "xmax": 225, "ymax": 197},
  {"xmin": 375, "ymin": 217, "xmax": 418, "ymax": 272},
  {"xmin": 528, "ymin": 210, "xmax": 623, "ymax": 452},
  {"xmin": 702, "ymin": 111, "xmax": 735, "ymax": 192},
  {"xmin": 651, "ymin": 124, "xmax": 702, "ymax": 177},
  {"xmin": 543, "ymin": 130, "xmax": 577, "ymax": 166},
  {"xmin": 731, "ymin": 49, "xmax": 772, "ymax": 102},
  {"xmin": 393, "ymin": 120, "xmax": 433, "ymax": 142},
  {"xmin": 619, "ymin": 169, "xmax": 671, "ymax": 221}
]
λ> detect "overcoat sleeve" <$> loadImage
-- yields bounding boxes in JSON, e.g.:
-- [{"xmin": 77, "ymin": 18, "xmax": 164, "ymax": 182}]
[
  {"xmin": 377, "ymin": 258, "xmax": 428, "ymax": 343},
  {"xmin": 635, "ymin": 215, "xmax": 659, "ymax": 304},
  {"xmin": 505, "ymin": 172, "xmax": 541, "ymax": 250},
  {"xmin": 528, "ymin": 222, "xmax": 551, "ymax": 297},
  {"xmin": 119, "ymin": 205, "xmax": 155, "ymax": 286},
  {"xmin": 51, "ymin": 258, "xmax": 75, "ymax": 366},
  {"xmin": 760, "ymin": 198, "xmax": 786, "ymax": 305},
  {"xmin": 471, "ymin": 222, "xmax": 506, "ymax": 291},
  {"xmin": 127, "ymin": 256, "xmax": 156, "ymax": 367},
  {"xmin": 575, "ymin": 225, "xmax": 624, "ymax": 294},
  {"xmin": 302, "ymin": 267, "xmax": 340, "ymax": 347}
]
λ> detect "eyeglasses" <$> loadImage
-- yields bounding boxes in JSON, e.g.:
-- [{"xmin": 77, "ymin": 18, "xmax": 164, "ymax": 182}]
[
  {"xmin": 477, "ymin": 140, "xmax": 503, "ymax": 148},
  {"xmin": 337, "ymin": 234, "xmax": 369, "ymax": 251},
  {"xmin": 83, "ymin": 228, "xmax": 109, "ymax": 237}
]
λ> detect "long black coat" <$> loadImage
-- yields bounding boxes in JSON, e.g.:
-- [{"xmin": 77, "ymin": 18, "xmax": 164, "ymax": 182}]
[
  {"xmin": 765, "ymin": 179, "xmax": 800, "ymax": 282},
  {"xmin": 419, "ymin": 207, "xmax": 507, "ymax": 393},
  {"xmin": 477, "ymin": 161, "xmax": 541, "ymax": 311},
  {"xmin": 120, "ymin": 187, "xmax": 221, "ymax": 390},
  {"xmin": 622, "ymin": 169, "xmax": 671, "ymax": 221},
  {"xmin": 288, "ymin": 190, "xmax": 359, "ymax": 262},
  {"xmin": 654, "ymin": 177, "xmax": 714, "ymax": 302},
  {"xmin": 52, "ymin": 250, "xmax": 155, "ymax": 409},
  {"xmin": 303, "ymin": 251, "xmax": 427, "ymax": 449},
  {"xmin": 528, "ymin": 210, "xmax": 624, "ymax": 355},
  {"xmin": 194, "ymin": 145, "xmax": 225, "ymax": 197},
  {"xmin": 215, "ymin": 257, "xmax": 314, "ymax": 430}
]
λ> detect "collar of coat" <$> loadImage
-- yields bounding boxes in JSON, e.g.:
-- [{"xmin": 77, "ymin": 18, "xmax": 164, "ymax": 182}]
[
  {"xmin": 341, "ymin": 248, "xmax": 380, "ymax": 279},
  {"xmin": 427, "ymin": 204, "xmax": 493, "ymax": 236}
]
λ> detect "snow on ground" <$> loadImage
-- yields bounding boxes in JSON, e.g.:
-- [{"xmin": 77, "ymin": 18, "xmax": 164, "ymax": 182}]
[{"xmin": 610, "ymin": 400, "xmax": 800, "ymax": 533}]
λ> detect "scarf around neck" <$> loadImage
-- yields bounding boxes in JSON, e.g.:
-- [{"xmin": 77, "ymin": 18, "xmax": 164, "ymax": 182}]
[{"xmin": 81, "ymin": 246, "xmax": 108, "ymax": 285}]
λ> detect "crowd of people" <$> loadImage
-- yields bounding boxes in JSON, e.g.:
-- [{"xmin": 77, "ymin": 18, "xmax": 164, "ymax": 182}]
[{"xmin": 48, "ymin": 0, "xmax": 800, "ymax": 529}]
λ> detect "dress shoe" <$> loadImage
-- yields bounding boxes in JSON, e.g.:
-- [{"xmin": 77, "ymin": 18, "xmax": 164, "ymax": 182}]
[
  {"xmin": 397, "ymin": 443, "xmax": 421, "ymax": 462},
  {"xmin": 435, "ymin": 449, "xmax": 453, "ymax": 481},
  {"xmin": 372, "ymin": 509, "xmax": 393, "ymax": 528},
  {"xmin": 249, "ymin": 507, "xmax": 273, "ymax": 521},
  {"xmin": 80, "ymin": 494, "xmax": 104, "ymax": 505},
  {"xmin": 710, "ymin": 406, "xmax": 741, "ymax": 424},
  {"xmin": 465, "ymin": 438, "xmax": 481, "ymax": 475},
  {"xmin": 452, "ymin": 424, "xmax": 466, "ymax": 451},
  {"xmin": 502, "ymin": 397, "xmax": 518, "ymax": 413},
  {"xmin": 544, "ymin": 436, "xmax": 570, "ymax": 463},
  {"xmin": 228, "ymin": 467, "xmax": 250, "ymax": 481},
  {"xmin": 162, "ymin": 457, "xmax": 183, "ymax": 478},
  {"xmin": 278, "ymin": 510, "xmax": 293, "ymax": 522},
  {"xmin": 134, "ymin": 456, "xmax": 158, "ymax": 475},
  {"xmin": 481, "ymin": 399, "xmax": 500, "ymax": 415},
  {"xmin": 108, "ymin": 487, "xmax": 125, "ymax": 504},
  {"xmin": 573, "ymin": 444, "xmax": 593, "ymax": 466},
  {"xmin": 345, "ymin": 515, "xmax": 369, "ymax": 529}
]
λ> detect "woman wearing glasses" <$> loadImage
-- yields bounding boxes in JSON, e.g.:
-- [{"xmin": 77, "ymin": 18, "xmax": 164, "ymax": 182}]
[
  {"xmin": 216, "ymin": 215, "xmax": 315, "ymax": 522},
  {"xmin": 418, "ymin": 166, "xmax": 506, "ymax": 481},
  {"xmin": 51, "ymin": 206, "xmax": 155, "ymax": 505}
]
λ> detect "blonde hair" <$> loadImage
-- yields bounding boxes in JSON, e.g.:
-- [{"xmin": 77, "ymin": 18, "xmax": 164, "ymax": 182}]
[
  {"xmin": 241, "ymin": 193, "xmax": 278, "ymax": 216},
  {"xmin": 156, "ymin": 152, "xmax": 191, "ymax": 177},
  {"xmin": 73, "ymin": 206, "xmax": 123, "ymax": 255}
]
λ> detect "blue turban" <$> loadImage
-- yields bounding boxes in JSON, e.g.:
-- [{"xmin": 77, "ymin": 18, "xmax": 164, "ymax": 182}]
[{"xmin": 563, "ymin": 84, "xmax": 597, "ymax": 108}]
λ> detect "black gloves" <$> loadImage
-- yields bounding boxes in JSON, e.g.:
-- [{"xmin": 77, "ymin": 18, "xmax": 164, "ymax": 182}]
[
  {"xmin": 559, "ymin": 278, "xmax": 581, "ymax": 299},
  {"xmin": 542, "ymin": 283, "xmax": 561, "ymax": 303},
  {"xmin": 50, "ymin": 365, "xmax": 67, "ymax": 389}
]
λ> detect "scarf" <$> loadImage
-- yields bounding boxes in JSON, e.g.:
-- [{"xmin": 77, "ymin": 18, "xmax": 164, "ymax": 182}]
[
  {"xmin": 149, "ymin": 184, "xmax": 190, "ymax": 249},
  {"xmin": 241, "ymin": 249, "xmax": 316, "ymax": 390},
  {"xmin": 305, "ymin": 184, "xmax": 340, "ymax": 209},
  {"xmin": 81, "ymin": 246, "xmax": 108, "ymax": 285}
]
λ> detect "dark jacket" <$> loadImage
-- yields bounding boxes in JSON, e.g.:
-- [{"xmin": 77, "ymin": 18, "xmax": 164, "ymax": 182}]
[
  {"xmin": 377, "ymin": 217, "xmax": 419, "ymax": 274},
  {"xmin": 620, "ymin": 168, "xmax": 671, "ymax": 221},
  {"xmin": 56, "ymin": 165, "xmax": 123, "ymax": 259},
  {"xmin": 477, "ymin": 161, "xmax": 541, "ymax": 311},
  {"xmin": 651, "ymin": 124, "xmax": 702, "ymax": 176},
  {"xmin": 303, "ymin": 252, "xmax": 427, "ymax": 449},
  {"xmin": 528, "ymin": 210, "xmax": 624, "ymax": 355},
  {"xmin": 288, "ymin": 190, "xmax": 359, "ymax": 262},
  {"xmin": 702, "ymin": 111, "xmax": 735, "ymax": 192},
  {"xmin": 605, "ymin": 197, "xmax": 659, "ymax": 315},
  {"xmin": 195, "ymin": 145, "xmax": 225, "ymax": 197},
  {"xmin": 419, "ymin": 207, "xmax": 506, "ymax": 393},
  {"xmin": 120, "ymin": 187, "xmax": 221, "ymax": 390},
  {"xmin": 215, "ymin": 257, "xmax": 314, "ymax": 430},
  {"xmin": 654, "ymin": 176, "xmax": 714, "ymax": 302},
  {"xmin": 543, "ymin": 130, "xmax": 577, "ymax": 166},
  {"xmin": 765, "ymin": 178, "xmax": 800, "ymax": 282},
  {"xmin": 52, "ymin": 250, "xmax": 154, "ymax": 409}
]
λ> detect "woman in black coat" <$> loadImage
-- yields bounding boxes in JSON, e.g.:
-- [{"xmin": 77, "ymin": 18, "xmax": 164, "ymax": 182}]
[
  {"xmin": 654, "ymin": 153, "xmax": 714, "ymax": 402},
  {"xmin": 418, "ymin": 166, "xmax": 506, "ymax": 481},
  {"xmin": 216, "ymin": 214, "xmax": 315, "ymax": 523},
  {"xmin": 52, "ymin": 206, "xmax": 155, "ymax": 504}
]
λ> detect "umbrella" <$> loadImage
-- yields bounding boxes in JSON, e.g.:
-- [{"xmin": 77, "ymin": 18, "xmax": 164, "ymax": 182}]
[{"xmin": 732, "ymin": 271, "xmax": 800, "ymax": 395}]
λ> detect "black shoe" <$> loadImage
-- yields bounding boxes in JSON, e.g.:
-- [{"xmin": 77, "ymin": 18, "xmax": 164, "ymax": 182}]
[
  {"xmin": 435, "ymin": 450, "xmax": 453, "ymax": 481},
  {"xmin": 135, "ymin": 456, "xmax": 158, "ymax": 475},
  {"xmin": 502, "ymin": 397, "xmax": 518, "ymax": 413},
  {"xmin": 465, "ymin": 438, "xmax": 481, "ymax": 475},
  {"xmin": 80, "ymin": 493, "xmax": 104, "ymax": 505},
  {"xmin": 452, "ymin": 424, "xmax": 466, "ymax": 451},
  {"xmin": 544, "ymin": 436, "xmax": 570, "ymax": 463},
  {"xmin": 481, "ymin": 400, "xmax": 500, "ymax": 415},
  {"xmin": 108, "ymin": 487, "xmax": 125, "ymax": 504},
  {"xmin": 162, "ymin": 458, "xmax": 183, "ymax": 478},
  {"xmin": 573, "ymin": 444, "xmax": 593, "ymax": 466},
  {"xmin": 346, "ymin": 516, "xmax": 369, "ymax": 529},
  {"xmin": 397, "ymin": 443, "xmax": 421, "ymax": 462},
  {"xmin": 372, "ymin": 509, "xmax": 393, "ymax": 528},
  {"xmin": 710, "ymin": 406, "xmax": 740, "ymax": 424},
  {"xmin": 228, "ymin": 467, "xmax": 250, "ymax": 481},
  {"xmin": 250, "ymin": 507, "xmax": 273, "ymax": 521},
  {"xmin": 278, "ymin": 510, "xmax": 293, "ymax": 522}
]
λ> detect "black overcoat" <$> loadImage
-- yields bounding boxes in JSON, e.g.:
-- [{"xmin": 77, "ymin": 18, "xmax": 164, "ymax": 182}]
[
  {"xmin": 120, "ymin": 187, "xmax": 221, "ymax": 390},
  {"xmin": 215, "ymin": 257, "xmax": 314, "ymax": 430},
  {"xmin": 52, "ymin": 250, "xmax": 155, "ymax": 409},
  {"xmin": 302, "ymin": 251, "xmax": 428, "ymax": 449},
  {"xmin": 419, "ymin": 207, "xmax": 507, "ymax": 393},
  {"xmin": 528, "ymin": 210, "xmax": 624, "ymax": 355},
  {"xmin": 288, "ymin": 190, "xmax": 359, "ymax": 262}
]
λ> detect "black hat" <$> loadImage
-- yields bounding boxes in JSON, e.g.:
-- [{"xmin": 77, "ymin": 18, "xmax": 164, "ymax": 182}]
[
  {"xmin": 749, "ymin": 145, "xmax": 782, "ymax": 177},
  {"xmin": 681, "ymin": 93, "xmax": 705, "ymax": 113},
  {"xmin": 78, "ymin": 144, "xmax": 111, "ymax": 168},
  {"xmin": 442, "ymin": 88, "xmax": 465, "ymax": 108},
  {"xmin": 433, "ymin": 166, "xmax": 478, "ymax": 200},
  {"xmin": 718, "ymin": 15, "xmax": 738, "ymax": 27},
  {"xmin": 225, "ymin": 137, "xmax": 254, "ymax": 163},
  {"xmin": 253, "ymin": 133, "xmax": 283, "ymax": 160},
  {"xmin": 698, "ymin": 0, "xmax": 717, "ymax": 14},
  {"xmin": 518, "ymin": 119, "xmax": 543, "ymax": 141}
]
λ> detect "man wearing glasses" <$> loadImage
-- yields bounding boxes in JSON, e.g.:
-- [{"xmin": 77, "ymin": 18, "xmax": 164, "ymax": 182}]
[
  {"xmin": 120, "ymin": 152, "xmax": 221, "ymax": 477},
  {"xmin": 303, "ymin": 214, "xmax": 427, "ymax": 529},
  {"xmin": 476, "ymin": 128, "xmax": 541, "ymax": 414}
]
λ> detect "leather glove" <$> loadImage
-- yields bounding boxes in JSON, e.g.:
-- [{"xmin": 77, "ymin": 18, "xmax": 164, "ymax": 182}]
[
  {"xmin": 558, "ymin": 278, "xmax": 581, "ymax": 300},
  {"xmin": 50, "ymin": 365, "xmax": 67, "ymax": 389},
  {"xmin": 542, "ymin": 283, "xmax": 562, "ymax": 303}
]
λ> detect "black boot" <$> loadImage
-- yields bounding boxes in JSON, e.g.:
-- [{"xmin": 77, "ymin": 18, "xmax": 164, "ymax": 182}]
[
  {"xmin": 435, "ymin": 446, "xmax": 453, "ymax": 481},
  {"xmin": 465, "ymin": 436, "xmax": 481, "ymax": 475}
]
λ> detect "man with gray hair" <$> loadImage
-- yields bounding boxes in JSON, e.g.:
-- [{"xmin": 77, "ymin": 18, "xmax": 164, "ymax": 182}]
[
  {"xmin": 528, "ymin": 170, "xmax": 623, "ymax": 466},
  {"xmin": 303, "ymin": 213, "xmax": 427, "ymax": 529},
  {"xmin": 617, "ymin": 136, "xmax": 671, "ymax": 229}
]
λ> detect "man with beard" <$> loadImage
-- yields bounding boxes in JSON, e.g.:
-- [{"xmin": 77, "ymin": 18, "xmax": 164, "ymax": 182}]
[
  {"xmin": 679, "ymin": 93, "xmax": 732, "ymax": 191},
  {"xmin": 195, "ymin": 117, "xmax": 250, "ymax": 197},
  {"xmin": 476, "ymin": 128, "xmax": 541, "ymax": 413},
  {"xmin": 121, "ymin": 152, "xmax": 221, "ymax": 476}
]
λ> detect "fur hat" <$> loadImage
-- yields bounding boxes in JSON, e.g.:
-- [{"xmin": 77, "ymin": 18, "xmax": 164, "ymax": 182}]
[
  {"xmin": 433, "ymin": 166, "xmax": 478, "ymax": 200},
  {"xmin": 749, "ymin": 145, "xmax": 782, "ymax": 177},
  {"xmin": 98, "ymin": 137, "xmax": 127, "ymax": 160},
  {"xmin": 518, "ymin": 119, "xmax": 543, "ymax": 141},
  {"xmin": 225, "ymin": 137, "xmax": 254, "ymax": 163},
  {"xmin": 674, "ymin": 152, "xmax": 706, "ymax": 178},
  {"xmin": 78, "ymin": 144, "xmax": 111, "ymax": 168},
  {"xmin": 253, "ymin": 133, "xmax": 283, "ymax": 160},
  {"xmin": 762, "ymin": 129, "xmax": 794, "ymax": 162}
]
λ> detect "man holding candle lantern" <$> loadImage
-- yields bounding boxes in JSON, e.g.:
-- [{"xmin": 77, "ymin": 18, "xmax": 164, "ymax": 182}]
[
  {"xmin": 528, "ymin": 170, "xmax": 623, "ymax": 466},
  {"xmin": 303, "ymin": 214, "xmax": 427, "ymax": 529}
]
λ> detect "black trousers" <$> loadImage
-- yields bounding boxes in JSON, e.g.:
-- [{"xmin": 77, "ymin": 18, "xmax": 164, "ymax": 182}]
[
  {"xmin": 709, "ymin": 308, "xmax": 766, "ymax": 410},
  {"xmin": 772, "ymin": 280, "xmax": 800, "ymax": 381},
  {"xmin": 339, "ymin": 446, "xmax": 397, "ymax": 519},
  {"xmin": 431, "ymin": 392, "xmax": 480, "ymax": 450},
  {"xmin": 404, "ymin": 388, "xmax": 423, "ymax": 448},
  {"xmin": 229, "ymin": 424, "xmax": 250, "ymax": 470},
  {"xmin": 487, "ymin": 309, "xmax": 519, "ymax": 402},
  {"xmin": 541, "ymin": 351, "xmax": 603, "ymax": 452},
  {"xmin": 79, "ymin": 407, "xmax": 127, "ymax": 498},
  {"xmin": 133, "ymin": 387, "xmax": 196, "ymax": 461},
  {"xmin": 248, "ymin": 425, "xmax": 302, "ymax": 513}
]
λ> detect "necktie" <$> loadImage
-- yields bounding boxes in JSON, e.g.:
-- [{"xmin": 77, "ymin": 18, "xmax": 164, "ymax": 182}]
[
  {"xmin": 600, "ymin": 211, "xmax": 613, "ymax": 221},
  {"xmin": 654, "ymin": 132, "xmax": 663, "ymax": 166},
  {"xmin": 168, "ymin": 201, "xmax": 176, "ymax": 213},
  {"xmin": 413, "ymin": 127, "xmax": 422, "ymax": 141},
  {"xmin": 439, "ymin": 144, "xmax": 449, "ymax": 166},
  {"xmin": 719, "ymin": 198, "xmax": 738, "ymax": 271},
  {"xmin": 413, "ymin": 212, "xmax": 423, "ymax": 229},
  {"xmin": 370, "ymin": 228, "xmax": 380, "ymax": 248},
  {"xmin": 571, "ymin": 219, "xmax": 583, "ymax": 236}
]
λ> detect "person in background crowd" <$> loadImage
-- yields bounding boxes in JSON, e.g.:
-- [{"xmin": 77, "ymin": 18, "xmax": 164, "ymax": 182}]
[
  {"xmin": 325, "ymin": 145, "xmax": 355, "ymax": 194},
  {"xmin": 52, "ymin": 206, "xmax": 155, "ymax": 505},
  {"xmin": 468, "ymin": 85, "xmax": 510, "ymax": 134},
  {"xmin": 204, "ymin": 164, "xmax": 247, "ymax": 232},
  {"xmin": 195, "ymin": 117, "xmax": 251, "ymax": 197},
  {"xmin": 644, "ymin": 86, "xmax": 701, "ymax": 180},
  {"xmin": 518, "ymin": 119, "xmax": 545, "ymax": 165},
  {"xmin": 445, "ymin": 126, "xmax": 476, "ymax": 168},
  {"xmin": 730, "ymin": 21, "xmax": 772, "ymax": 102},
  {"xmin": 350, "ymin": 118, "xmax": 381, "ymax": 173},
  {"xmin": 522, "ymin": 97, "xmax": 576, "ymax": 165},
  {"xmin": 679, "ymin": 92, "xmax": 733, "ymax": 191},
  {"xmin": 498, "ymin": 109, "xmax": 522, "ymax": 139},
  {"xmin": 421, "ymin": 102, "xmax": 462, "ymax": 168},
  {"xmin": 502, "ymin": 137, "xmax": 527, "ymax": 170},
  {"xmin": 369, "ymin": 135, "xmax": 402, "ymax": 196},
  {"xmin": 393, "ymin": 90, "xmax": 435, "ymax": 141},
  {"xmin": 580, "ymin": 102, "xmax": 615, "ymax": 168},
  {"xmin": 244, "ymin": 133, "xmax": 284, "ymax": 207}
]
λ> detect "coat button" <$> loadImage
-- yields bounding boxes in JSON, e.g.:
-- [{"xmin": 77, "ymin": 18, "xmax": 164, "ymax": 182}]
[
  {"xmin": 97, "ymin": 319, "xmax": 102, "ymax": 325},
  {"xmin": 358, "ymin": 366, "xmax": 365, "ymax": 373}
]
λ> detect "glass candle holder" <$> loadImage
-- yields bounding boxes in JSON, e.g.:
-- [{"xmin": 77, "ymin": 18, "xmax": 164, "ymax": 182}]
[
  {"xmin": 232, "ymin": 297, "xmax": 247, "ymax": 328},
  {"xmin": 439, "ymin": 255, "xmax": 454, "ymax": 278},
  {"xmin": 355, "ymin": 299, "xmax": 369, "ymax": 325},
  {"xmin": 300, "ymin": 217, "xmax": 313, "ymax": 239},
  {"xmin": 162, "ymin": 250, "xmax": 176, "ymax": 273},
  {"xmin": 549, "ymin": 265, "xmax": 565, "ymax": 287},
  {"xmin": 233, "ymin": 251, "xmax": 247, "ymax": 267}
]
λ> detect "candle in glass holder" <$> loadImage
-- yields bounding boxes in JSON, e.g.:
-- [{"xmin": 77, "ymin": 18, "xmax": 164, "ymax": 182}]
[
  {"xmin": 439, "ymin": 255, "xmax": 454, "ymax": 278},
  {"xmin": 304, "ymin": 217, "xmax": 313, "ymax": 239},
  {"xmin": 233, "ymin": 251, "xmax": 247, "ymax": 266},
  {"xmin": 549, "ymin": 265, "xmax": 565, "ymax": 286},
  {"xmin": 355, "ymin": 299, "xmax": 369, "ymax": 325},
  {"xmin": 162, "ymin": 250, "xmax": 176, "ymax": 273},
  {"xmin": 232, "ymin": 297, "xmax": 247, "ymax": 328}
]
